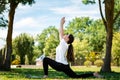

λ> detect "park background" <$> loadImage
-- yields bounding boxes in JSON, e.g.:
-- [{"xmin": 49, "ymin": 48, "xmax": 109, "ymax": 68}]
[{"xmin": 0, "ymin": 0, "xmax": 120, "ymax": 79}]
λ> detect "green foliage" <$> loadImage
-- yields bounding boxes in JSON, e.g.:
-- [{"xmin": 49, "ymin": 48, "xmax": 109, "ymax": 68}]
[
  {"xmin": 13, "ymin": 33, "xmax": 34, "ymax": 65},
  {"xmin": 112, "ymin": 32, "xmax": 120, "ymax": 66},
  {"xmin": 0, "ymin": 17, "xmax": 8, "ymax": 27},
  {"xmin": 94, "ymin": 59, "xmax": 103, "ymax": 67},
  {"xmin": 36, "ymin": 26, "xmax": 59, "ymax": 58},
  {"xmin": 114, "ymin": 0, "xmax": 120, "ymax": 31},
  {"xmin": 73, "ymin": 39, "xmax": 89, "ymax": 65},
  {"xmin": 44, "ymin": 34, "xmax": 59, "ymax": 58},
  {"xmin": 84, "ymin": 60, "xmax": 92, "ymax": 67},
  {"xmin": 82, "ymin": 0, "xmax": 95, "ymax": 5},
  {"xmin": 84, "ymin": 19, "xmax": 106, "ymax": 52},
  {"xmin": 66, "ymin": 17, "xmax": 93, "ymax": 40},
  {"xmin": 114, "ymin": 17, "xmax": 120, "ymax": 31},
  {"xmin": 0, "ymin": 0, "xmax": 7, "ymax": 28},
  {"xmin": 114, "ymin": 0, "xmax": 120, "ymax": 14},
  {"xmin": 36, "ymin": 32, "xmax": 47, "ymax": 54},
  {"xmin": 0, "ymin": 0, "xmax": 6, "ymax": 14},
  {"xmin": 7, "ymin": 0, "xmax": 35, "ymax": 5},
  {"xmin": 66, "ymin": 17, "xmax": 106, "ymax": 52}
]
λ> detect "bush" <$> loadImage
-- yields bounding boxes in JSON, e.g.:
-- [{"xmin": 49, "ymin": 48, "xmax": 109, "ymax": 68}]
[
  {"xmin": 11, "ymin": 59, "xmax": 20, "ymax": 65},
  {"xmin": 84, "ymin": 60, "xmax": 92, "ymax": 67},
  {"xmin": 94, "ymin": 59, "xmax": 103, "ymax": 67}
]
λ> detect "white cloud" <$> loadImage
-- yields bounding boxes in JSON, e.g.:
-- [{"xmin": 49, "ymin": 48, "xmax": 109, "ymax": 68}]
[
  {"xmin": 14, "ymin": 17, "xmax": 39, "ymax": 29},
  {"xmin": 50, "ymin": 5, "xmax": 100, "ymax": 20},
  {"xmin": 51, "ymin": 6, "xmax": 98, "ymax": 15},
  {"xmin": 48, "ymin": 0, "xmax": 101, "ymax": 20},
  {"xmin": 12, "ymin": 15, "xmax": 56, "ymax": 39}
]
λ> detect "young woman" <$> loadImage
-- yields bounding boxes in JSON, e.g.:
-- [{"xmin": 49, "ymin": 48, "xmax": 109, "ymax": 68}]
[{"xmin": 38, "ymin": 17, "xmax": 103, "ymax": 78}]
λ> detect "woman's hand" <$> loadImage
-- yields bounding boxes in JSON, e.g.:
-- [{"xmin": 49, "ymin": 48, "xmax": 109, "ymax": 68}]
[{"xmin": 60, "ymin": 17, "xmax": 65, "ymax": 26}]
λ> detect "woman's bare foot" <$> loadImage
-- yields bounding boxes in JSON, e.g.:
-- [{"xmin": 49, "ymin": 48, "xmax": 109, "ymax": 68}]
[
  {"xmin": 43, "ymin": 75, "xmax": 48, "ymax": 78},
  {"xmin": 93, "ymin": 72, "xmax": 103, "ymax": 78}
]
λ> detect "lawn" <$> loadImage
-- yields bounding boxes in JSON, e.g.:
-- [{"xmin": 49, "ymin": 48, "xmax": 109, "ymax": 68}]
[{"xmin": 0, "ymin": 66, "xmax": 120, "ymax": 80}]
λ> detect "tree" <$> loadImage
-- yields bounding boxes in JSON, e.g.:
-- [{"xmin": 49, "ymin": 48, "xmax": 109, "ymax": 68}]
[
  {"xmin": 44, "ymin": 34, "xmax": 59, "ymax": 58},
  {"xmin": 0, "ymin": 0, "xmax": 35, "ymax": 71},
  {"xmin": 66, "ymin": 17, "xmax": 106, "ymax": 52},
  {"xmin": 13, "ymin": 33, "xmax": 34, "ymax": 65},
  {"xmin": 73, "ymin": 39, "xmax": 89, "ymax": 65},
  {"xmin": 82, "ymin": 0, "xmax": 120, "ymax": 72},
  {"xmin": 85, "ymin": 19, "xmax": 106, "ymax": 52},
  {"xmin": 36, "ymin": 26, "xmax": 59, "ymax": 58},
  {"xmin": 66, "ymin": 17, "xmax": 93, "ymax": 40}
]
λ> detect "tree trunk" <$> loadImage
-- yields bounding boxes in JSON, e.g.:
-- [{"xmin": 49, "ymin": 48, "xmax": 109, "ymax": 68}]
[
  {"xmin": 101, "ymin": 0, "xmax": 114, "ymax": 72},
  {"xmin": 101, "ymin": 27, "xmax": 113, "ymax": 72},
  {"xmin": 0, "ymin": 2, "xmax": 18, "ymax": 71},
  {"xmin": 0, "ymin": 49, "xmax": 4, "ymax": 69},
  {"xmin": 0, "ymin": 46, "xmax": 6, "ymax": 70}
]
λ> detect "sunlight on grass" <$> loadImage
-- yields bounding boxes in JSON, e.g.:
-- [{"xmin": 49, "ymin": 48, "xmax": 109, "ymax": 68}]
[{"xmin": 72, "ymin": 66, "xmax": 120, "ymax": 72}]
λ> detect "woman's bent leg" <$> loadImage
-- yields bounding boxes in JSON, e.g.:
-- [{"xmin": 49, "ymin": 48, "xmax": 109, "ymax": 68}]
[{"xmin": 43, "ymin": 57, "xmax": 65, "ymax": 75}]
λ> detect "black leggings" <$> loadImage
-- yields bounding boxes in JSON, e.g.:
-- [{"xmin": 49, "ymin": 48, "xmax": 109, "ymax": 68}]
[{"xmin": 43, "ymin": 57, "xmax": 93, "ymax": 78}]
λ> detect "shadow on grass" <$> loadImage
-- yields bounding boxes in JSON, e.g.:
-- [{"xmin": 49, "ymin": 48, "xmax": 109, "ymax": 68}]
[{"xmin": 0, "ymin": 68, "xmax": 120, "ymax": 80}]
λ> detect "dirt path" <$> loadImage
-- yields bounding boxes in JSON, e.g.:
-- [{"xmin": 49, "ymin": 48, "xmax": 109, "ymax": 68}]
[{"xmin": 11, "ymin": 64, "xmax": 42, "ymax": 69}]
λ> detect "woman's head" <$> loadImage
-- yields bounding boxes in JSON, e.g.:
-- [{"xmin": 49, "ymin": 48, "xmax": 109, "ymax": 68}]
[{"xmin": 63, "ymin": 34, "xmax": 74, "ymax": 44}]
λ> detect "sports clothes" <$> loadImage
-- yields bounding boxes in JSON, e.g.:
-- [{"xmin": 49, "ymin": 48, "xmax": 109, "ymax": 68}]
[{"xmin": 56, "ymin": 39, "xmax": 68, "ymax": 64}]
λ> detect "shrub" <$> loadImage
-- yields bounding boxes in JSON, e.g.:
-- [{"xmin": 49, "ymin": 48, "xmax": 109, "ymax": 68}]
[
  {"xmin": 94, "ymin": 59, "xmax": 103, "ymax": 67},
  {"xmin": 84, "ymin": 60, "xmax": 92, "ymax": 67},
  {"xmin": 11, "ymin": 59, "xmax": 20, "ymax": 65}
]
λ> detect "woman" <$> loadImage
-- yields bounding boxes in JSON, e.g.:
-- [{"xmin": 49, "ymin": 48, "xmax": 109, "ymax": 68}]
[{"xmin": 37, "ymin": 17, "xmax": 102, "ymax": 78}]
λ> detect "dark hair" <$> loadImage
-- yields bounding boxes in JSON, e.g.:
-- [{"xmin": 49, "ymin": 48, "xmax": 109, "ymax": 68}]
[
  {"xmin": 67, "ymin": 34, "xmax": 74, "ymax": 44},
  {"xmin": 66, "ymin": 34, "xmax": 75, "ymax": 62}
]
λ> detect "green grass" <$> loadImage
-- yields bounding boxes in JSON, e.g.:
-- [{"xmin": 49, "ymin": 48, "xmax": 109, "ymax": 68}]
[{"xmin": 0, "ymin": 66, "xmax": 120, "ymax": 80}]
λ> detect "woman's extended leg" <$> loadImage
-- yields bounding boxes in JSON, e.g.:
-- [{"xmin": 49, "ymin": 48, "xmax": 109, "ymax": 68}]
[
  {"xmin": 62, "ymin": 65, "xmax": 93, "ymax": 78},
  {"xmin": 63, "ymin": 66, "xmax": 103, "ymax": 78}
]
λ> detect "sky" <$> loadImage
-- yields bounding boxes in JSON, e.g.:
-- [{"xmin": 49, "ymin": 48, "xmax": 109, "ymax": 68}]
[{"xmin": 0, "ymin": 0, "xmax": 102, "ymax": 48}]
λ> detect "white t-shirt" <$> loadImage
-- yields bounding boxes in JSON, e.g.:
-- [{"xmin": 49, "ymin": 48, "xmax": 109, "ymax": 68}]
[{"xmin": 56, "ymin": 39, "xmax": 68, "ymax": 65}]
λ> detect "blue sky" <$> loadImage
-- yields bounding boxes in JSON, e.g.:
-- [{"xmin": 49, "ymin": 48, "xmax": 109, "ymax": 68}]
[{"xmin": 0, "ymin": 0, "xmax": 102, "ymax": 48}]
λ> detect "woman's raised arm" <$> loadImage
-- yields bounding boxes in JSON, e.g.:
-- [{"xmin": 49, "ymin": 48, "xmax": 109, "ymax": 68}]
[{"xmin": 59, "ymin": 17, "xmax": 65, "ymax": 40}]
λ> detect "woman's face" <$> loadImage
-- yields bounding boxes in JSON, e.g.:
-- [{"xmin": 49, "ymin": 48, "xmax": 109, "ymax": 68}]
[{"xmin": 63, "ymin": 34, "xmax": 69, "ymax": 42}]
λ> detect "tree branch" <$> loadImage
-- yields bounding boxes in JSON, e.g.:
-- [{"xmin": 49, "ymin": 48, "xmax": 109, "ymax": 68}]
[{"xmin": 98, "ymin": 0, "xmax": 107, "ymax": 31}]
